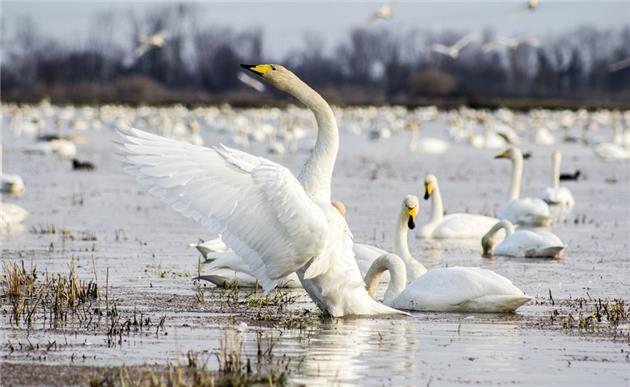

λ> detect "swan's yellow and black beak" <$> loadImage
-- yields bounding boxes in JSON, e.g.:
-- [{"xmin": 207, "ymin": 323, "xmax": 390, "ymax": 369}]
[
  {"xmin": 240, "ymin": 64, "xmax": 272, "ymax": 77},
  {"xmin": 424, "ymin": 182, "xmax": 433, "ymax": 200},
  {"xmin": 494, "ymin": 150, "xmax": 509, "ymax": 159},
  {"xmin": 407, "ymin": 207, "xmax": 417, "ymax": 229}
]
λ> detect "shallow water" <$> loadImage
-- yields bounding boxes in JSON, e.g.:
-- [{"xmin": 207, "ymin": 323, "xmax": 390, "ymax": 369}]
[{"xmin": 2, "ymin": 106, "xmax": 630, "ymax": 385}]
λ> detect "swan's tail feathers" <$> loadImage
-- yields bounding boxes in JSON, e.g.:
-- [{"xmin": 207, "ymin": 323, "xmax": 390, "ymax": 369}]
[
  {"xmin": 369, "ymin": 301, "xmax": 411, "ymax": 317},
  {"xmin": 197, "ymin": 274, "xmax": 227, "ymax": 288},
  {"xmin": 539, "ymin": 246, "xmax": 565, "ymax": 258},
  {"xmin": 345, "ymin": 289, "xmax": 411, "ymax": 317},
  {"xmin": 465, "ymin": 295, "xmax": 532, "ymax": 313},
  {"xmin": 197, "ymin": 270, "xmax": 260, "ymax": 289}
]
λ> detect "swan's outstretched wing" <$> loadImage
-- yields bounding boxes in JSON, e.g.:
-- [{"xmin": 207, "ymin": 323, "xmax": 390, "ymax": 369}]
[{"xmin": 116, "ymin": 126, "xmax": 329, "ymax": 292}]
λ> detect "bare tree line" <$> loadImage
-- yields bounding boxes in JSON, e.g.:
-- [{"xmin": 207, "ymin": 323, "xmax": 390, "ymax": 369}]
[{"xmin": 1, "ymin": 4, "xmax": 629, "ymax": 106}]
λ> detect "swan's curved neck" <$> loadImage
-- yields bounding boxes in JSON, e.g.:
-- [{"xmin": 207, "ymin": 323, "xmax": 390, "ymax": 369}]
[
  {"xmin": 508, "ymin": 153, "xmax": 523, "ymax": 201},
  {"xmin": 294, "ymin": 80, "xmax": 339, "ymax": 201},
  {"xmin": 428, "ymin": 183, "xmax": 444, "ymax": 225},
  {"xmin": 552, "ymin": 153, "xmax": 561, "ymax": 189},
  {"xmin": 482, "ymin": 220, "xmax": 514, "ymax": 255},
  {"xmin": 394, "ymin": 211, "xmax": 414, "ymax": 263},
  {"xmin": 394, "ymin": 209, "xmax": 427, "ymax": 280},
  {"xmin": 364, "ymin": 254, "xmax": 407, "ymax": 305}
]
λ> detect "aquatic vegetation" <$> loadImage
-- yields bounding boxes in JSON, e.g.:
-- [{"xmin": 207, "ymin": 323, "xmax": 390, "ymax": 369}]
[
  {"xmin": 540, "ymin": 293, "xmax": 630, "ymax": 341},
  {"xmin": 87, "ymin": 346, "xmax": 289, "ymax": 387},
  {"xmin": 2, "ymin": 260, "xmax": 98, "ymax": 328}
]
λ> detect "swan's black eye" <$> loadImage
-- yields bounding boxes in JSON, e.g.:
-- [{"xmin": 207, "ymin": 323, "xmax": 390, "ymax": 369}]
[{"xmin": 271, "ymin": 65, "xmax": 276, "ymax": 71}]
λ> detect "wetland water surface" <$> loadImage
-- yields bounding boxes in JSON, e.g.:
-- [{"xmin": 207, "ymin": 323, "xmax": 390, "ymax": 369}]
[{"xmin": 2, "ymin": 108, "xmax": 630, "ymax": 386}]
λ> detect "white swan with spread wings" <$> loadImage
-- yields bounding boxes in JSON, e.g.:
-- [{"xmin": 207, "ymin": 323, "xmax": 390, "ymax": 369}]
[{"xmin": 116, "ymin": 63, "xmax": 404, "ymax": 317}]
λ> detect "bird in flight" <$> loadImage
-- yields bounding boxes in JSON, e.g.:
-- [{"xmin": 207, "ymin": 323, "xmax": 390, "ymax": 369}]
[
  {"xmin": 430, "ymin": 33, "xmax": 479, "ymax": 59},
  {"xmin": 482, "ymin": 36, "xmax": 540, "ymax": 53},
  {"xmin": 237, "ymin": 72, "xmax": 266, "ymax": 92},
  {"xmin": 609, "ymin": 56, "xmax": 630, "ymax": 72},
  {"xmin": 369, "ymin": 0, "xmax": 396, "ymax": 23},
  {"xmin": 134, "ymin": 30, "xmax": 169, "ymax": 58}
]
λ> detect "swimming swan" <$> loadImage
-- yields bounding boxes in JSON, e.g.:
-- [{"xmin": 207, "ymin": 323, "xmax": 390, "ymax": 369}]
[
  {"xmin": 116, "ymin": 63, "xmax": 404, "ymax": 317},
  {"xmin": 364, "ymin": 253, "xmax": 532, "ymax": 312},
  {"xmin": 352, "ymin": 196, "xmax": 427, "ymax": 283},
  {"xmin": 495, "ymin": 147, "xmax": 551, "ymax": 227},
  {"xmin": 420, "ymin": 174, "xmax": 502, "ymax": 239},
  {"xmin": 539, "ymin": 151, "xmax": 575, "ymax": 206},
  {"xmin": 482, "ymin": 220, "xmax": 565, "ymax": 258},
  {"xmin": 0, "ymin": 202, "xmax": 29, "ymax": 230}
]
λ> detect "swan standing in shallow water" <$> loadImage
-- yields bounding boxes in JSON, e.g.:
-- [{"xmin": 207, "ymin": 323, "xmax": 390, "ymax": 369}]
[
  {"xmin": 539, "ymin": 151, "xmax": 575, "ymax": 207},
  {"xmin": 196, "ymin": 201, "xmax": 382, "ymax": 288},
  {"xmin": 195, "ymin": 201, "xmax": 391, "ymax": 286},
  {"xmin": 364, "ymin": 253, "xmax": 532, "ymax": 312},
  {"xmin": 420, "ymin": 174, "xmax": 502, "ymax": 239},
  {"xmin": 495, "ymin": 147, "xmax": 551, "ymax": 227},
  {"xmin": 117, "ymin": 63, "xmax": 403, "ymax": 317},
  {"xmin": 482, "ymin": 220, "xmax": 565, "ymax": 258}
]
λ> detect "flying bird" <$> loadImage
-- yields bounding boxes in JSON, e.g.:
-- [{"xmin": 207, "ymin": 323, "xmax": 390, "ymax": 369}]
[
  {"xmin": 482, "ymin": 36, "xmax": 540, "ymax": 53},
  {"xmin": 430, "ymin": 33, "xmax": 479, "ymax": 59},
  {"xmin": 237, "ymin": 72, "xmax": 266, "ymax": 92},
  {"xmin": 369, "ymin": 0, "xmax": 396, "ymax": 23},
  {"xmin": 134, "ymin": 30, "xmax": 168, "ymax": 58},
  {"xmin": 609, "ymin": 57, "xmax": 630, "ymax": 72}
]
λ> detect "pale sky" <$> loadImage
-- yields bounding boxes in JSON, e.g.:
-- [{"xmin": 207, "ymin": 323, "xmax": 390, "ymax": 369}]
[{"xmin": 2, "ymin": 1, "xmax": 629, "ymax": 57}]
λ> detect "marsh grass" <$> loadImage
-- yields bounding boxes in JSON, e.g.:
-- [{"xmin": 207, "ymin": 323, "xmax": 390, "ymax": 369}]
[
  {"xmin": 217, "ymin": 285, "xmax": 309, "ymax": 330},
  {"xmin": 541, "ymin": 294, "xmax": 630, "ymax": 341},
  {"xmin": 88, "ymin": 345, "xmax": 288, "ymax": 387},
  {"xmin": 2, "ymin": 260, "xmax": 99, "ymax": 328}
]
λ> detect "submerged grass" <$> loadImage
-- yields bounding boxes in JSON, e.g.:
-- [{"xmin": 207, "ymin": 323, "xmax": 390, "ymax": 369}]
[{"xmin": 537, "ymin": 293, "xmax": 630, "ymax": 342}]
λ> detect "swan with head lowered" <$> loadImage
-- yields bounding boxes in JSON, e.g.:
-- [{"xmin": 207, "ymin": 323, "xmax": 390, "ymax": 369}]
[
  {"xmin": 364, "ymin": 253, "xmax": 531, "ymax": 312},
  {"xmin": 363, "ymin": 195, "xmax": 531, "ymax": 312},
  {"xmin": 116, "ymin": 63, "xmax": 405, "ymax": 317},
  {"xmin": 482, "ymin": 220, "xmax": 565, "ymax": 258},
  {"xmin": 494, "ymin": 147, "xmax": 551, "ymax": 227},
  {"xmin": 420, "ymin": 174, "xmax": 503, "ymax": 239},
  {"xmin": 539, "ymin": 151, "xmax": 575, "ymax": 206}
]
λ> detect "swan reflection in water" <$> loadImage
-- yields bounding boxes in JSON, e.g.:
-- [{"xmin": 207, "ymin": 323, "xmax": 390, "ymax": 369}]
[
  {"xmin": 292, "ymin": 317, "xmax": 418, "ymax": 386},
  {"xmin": 285, "ymin": 314, "xmax": 527, "ymax": 386}
]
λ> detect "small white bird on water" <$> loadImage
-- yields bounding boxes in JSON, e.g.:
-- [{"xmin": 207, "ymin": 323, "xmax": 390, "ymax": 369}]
[
  {"xmin": 420, "ymin": 174, "xmax": 503, "ymax": 240},
  {"xmin": 482, "ymin": 219, "xmax": 565, "ymax": 258},
  {"xmin": 494, "ymin": 147, "xmax": 551, "ymax": 227},
  {"xmin": 539, "ymin": 151, "xmax": 575, "ymax": 207},
  {"xmin": 0, "ymin": 174, "xmax": 24, "ymax": 197}
]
